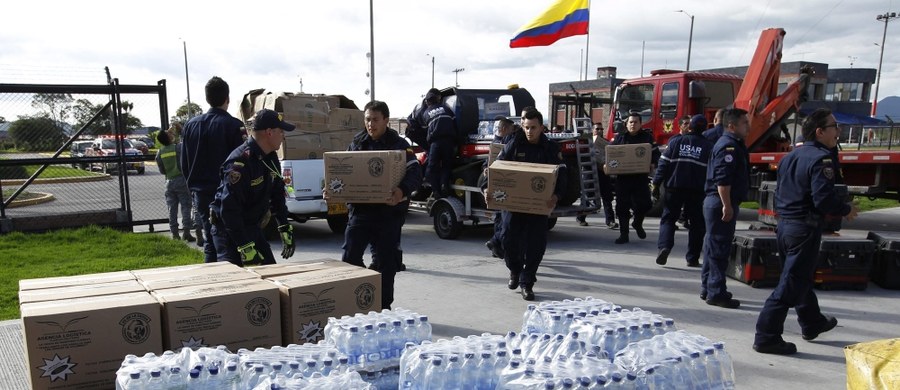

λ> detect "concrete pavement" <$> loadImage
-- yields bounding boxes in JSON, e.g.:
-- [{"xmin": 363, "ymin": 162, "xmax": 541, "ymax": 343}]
[{"xmin": 4, "ymin": 207, "xmax": 900, "ymax": 389}]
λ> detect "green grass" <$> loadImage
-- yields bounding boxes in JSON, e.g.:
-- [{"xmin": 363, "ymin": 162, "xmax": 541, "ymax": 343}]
[
  {"xmin": 23, "ymin": 165, "xmax": 98, "ymax": 178},
  {"xmin": 0, "ymin": 226, "xmax": 202, "ymax": 320}
]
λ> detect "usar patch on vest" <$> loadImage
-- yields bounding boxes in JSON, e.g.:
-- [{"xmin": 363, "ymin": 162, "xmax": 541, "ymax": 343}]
[{"xmin": 823, "ymin": 166, "xmax": 835, "ymax": 180}]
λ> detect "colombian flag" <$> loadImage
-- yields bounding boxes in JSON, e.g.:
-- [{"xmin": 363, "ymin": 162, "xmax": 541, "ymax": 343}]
[{"xmin": 509, "ymin": 0, "xmax": 590, "ymax": 48}]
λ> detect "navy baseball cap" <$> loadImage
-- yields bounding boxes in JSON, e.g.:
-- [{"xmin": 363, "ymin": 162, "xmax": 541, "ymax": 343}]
[
  {"xmin": 253, "ymin": 109, "xmax": 295, "ymax": 131},
  {"xmin": 689, "ymin": 114, "xmax": 708, "ymax": 133}
]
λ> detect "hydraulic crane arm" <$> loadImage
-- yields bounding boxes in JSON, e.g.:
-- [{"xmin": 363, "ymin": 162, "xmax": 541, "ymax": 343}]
[{"xmin": 733, "ymin": 28, "xmax": 811, "ymax": 151}]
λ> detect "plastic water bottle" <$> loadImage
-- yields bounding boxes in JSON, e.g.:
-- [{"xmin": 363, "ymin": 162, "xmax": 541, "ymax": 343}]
[
  {"xmin": 347, "ymin": 326, "xmax": 363, "ymax": 365},
  {"xmin": 688, "ymin": 351, "xmax": 709, "ymax": 389},
  {"xmin": 460, "ymin": 352, "xmax": 478, "ymax": 387},
  {"xmin": 123, "ymin": 370, "xmax": 144, "ymax": 390},
  {"xmin": 186, "ymin": 369, "xmax": 202, "ymax": 388},
  {"xmin": 523, "ymin": 304, "xmax": 538, "ymax": 333},
  {"xmin": 404, "ymin": 318, "xmax": 418, "ymax": 344},
  {"xmin": 391, "ymin": 320, "xmax": 406, "ymax": 358},
  {"xmin": 476, "ymin": 351, "xmax": 495, "ymax": 390},
  {"xmin": 713, "ymin": 342, "xmax": 735, "ymax": 389},
  {"xmin": 445, "ymin": 354, "xmax": 463, "ymax": 390},
  {"xmin": 222, "ymin": 362, "xmax": 240, "ymax": 390},
  {"xmin": 243, "ymin": 364, "xmax": 265, "ymax": 389},
  {"xmin": 144, "ymin": 368, "xmax": 164, "ymax": 390},
  {"xmin": 416, "ymin": 315, "xmax": 432, "ymax": 342},
  {"xmin": 377, "ymin": 322, "xmax": 393, "ymax": 361},
  {"xmin": 166, "ymin": 367, "xmax": 186, "ymax": 390},
  {"xmin": 424, "ymin": 356, "xmax": 445, "ymax": 390},
  {"xmin": 363, "ymin": 323, "xmax": 381, "ymax": 366}
]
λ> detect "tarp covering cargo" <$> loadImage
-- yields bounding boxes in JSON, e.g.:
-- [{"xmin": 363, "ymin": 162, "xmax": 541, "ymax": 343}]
[{"xmin": 845, "ymin": 338, "xmax": 900, "ymax": 389}]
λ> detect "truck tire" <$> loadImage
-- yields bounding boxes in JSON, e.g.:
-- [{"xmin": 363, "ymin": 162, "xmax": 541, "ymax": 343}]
[
  {"xmin": 432, "ymin": 201, "xmax": 462, "ymax": 239},
  {"xmin": 326, "ymin": 215, "xmax": 349, "ymax": 234}
]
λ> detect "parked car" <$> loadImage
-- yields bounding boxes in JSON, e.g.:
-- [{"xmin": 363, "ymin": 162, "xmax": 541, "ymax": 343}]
[
  {"xmin": 69, "ymin": 140, "xmax": 93, "ymax": 170},
  {"xmin": 133, "ymin": 136, "xmax": 155, "ymax": 149},
  {"xmin": 130, "ymin": 139, "xmax": 150, "ymax": 155},
  {"xmin": 85, "ymin": 136, "xmax": 145, "ymax": 174}
]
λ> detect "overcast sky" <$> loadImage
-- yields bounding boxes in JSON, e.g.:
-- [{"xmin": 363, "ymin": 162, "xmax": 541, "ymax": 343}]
[{"xmin": 1, "ymin": 0, "xmax": 898, "ymax": 127}]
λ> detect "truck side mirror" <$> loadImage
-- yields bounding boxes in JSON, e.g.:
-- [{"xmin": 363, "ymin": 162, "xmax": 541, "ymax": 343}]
[{"xmin": 688, "ymin": 80, "xmax": 707, "ymax": 99}]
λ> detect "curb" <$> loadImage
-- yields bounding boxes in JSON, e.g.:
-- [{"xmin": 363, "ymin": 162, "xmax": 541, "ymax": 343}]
[
  {"xmin": 6, "ymin": 192, "xmax": 54, "ymax": 208},
  {"xmin": 1, "ymin": 173, "xmax": 112, "ymax": 186}
]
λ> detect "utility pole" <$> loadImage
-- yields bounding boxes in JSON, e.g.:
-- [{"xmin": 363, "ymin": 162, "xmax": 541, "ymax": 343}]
[
  {"xmin": 452, "ymin": 68, "xmax": 465, "ymax": 87},
  {"xmin": 676, "ymin": 10, "xmax": 694, "ymax": 71},
  {"xmin": 872, "ymin": 11, "xmax": 897, "ymax": 116},
  {"xmin": 181, "ymin": 39, "xmax": 192, "ymax": 119}
]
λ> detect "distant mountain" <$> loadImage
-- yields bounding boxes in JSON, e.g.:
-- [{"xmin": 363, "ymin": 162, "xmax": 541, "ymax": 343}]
[{"xmin": 876, "ymin": 96, "xmax": 900, "ymax": 121}]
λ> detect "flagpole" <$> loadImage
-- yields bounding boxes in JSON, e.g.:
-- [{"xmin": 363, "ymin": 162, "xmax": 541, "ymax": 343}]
[{"xmin": 583, "ymin": 0, "xmax": 591, "ymax": 80}]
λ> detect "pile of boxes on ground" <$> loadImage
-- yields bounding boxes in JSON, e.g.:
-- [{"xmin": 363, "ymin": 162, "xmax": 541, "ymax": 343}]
[{"xmin": 19, "ymin": 260, "xmax": 380, "ymax": 389}]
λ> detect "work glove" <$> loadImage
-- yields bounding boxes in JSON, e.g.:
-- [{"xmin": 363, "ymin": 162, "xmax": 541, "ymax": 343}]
[
  {"xmin": 651, "ymin": 183, "xmax": 661, "ymax": 203},
  {"xmin": 238, "ymin": 242, "xmax": 263, "ymax": 266},
  {"xmin": 278, "ymin": 224, "xmax": 295, "ymax": 259}
]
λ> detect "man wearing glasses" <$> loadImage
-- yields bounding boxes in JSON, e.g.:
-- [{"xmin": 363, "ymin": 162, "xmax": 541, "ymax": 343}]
[{"xmin": 753, "ymin": 108, "xmax": 859, "ymax": 355}]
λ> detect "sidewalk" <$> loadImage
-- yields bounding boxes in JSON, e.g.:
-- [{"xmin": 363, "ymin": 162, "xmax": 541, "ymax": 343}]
[{"xmin": 5, "ymin": 208, "xmax": 900, "ymax": 389}]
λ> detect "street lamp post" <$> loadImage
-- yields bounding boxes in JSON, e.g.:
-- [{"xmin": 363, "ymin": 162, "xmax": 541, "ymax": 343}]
[
  {"xmin": 426, "ymin": 54, "xmax": 435, "ymax": 88},
  {"xmin": 452, "ymin": 68, "xmax": 465, "ymax": 87},
  {"xmin": 872, "ymin": 11, "xmax": 897, "ymax": 116},
  {"xmin": 368, "ymin": 0, "xmax": 375, "ymax": 101},
  {"xmin": 676, "ymin": 10, "xmax": 694, "ymax": 71},
  {"xmin": 181, "ymin": 39, "xmax": 192, "ymax": 119}
]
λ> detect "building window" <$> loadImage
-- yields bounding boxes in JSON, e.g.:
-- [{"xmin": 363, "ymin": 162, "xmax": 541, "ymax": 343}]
[{"xmin": 826, "ymin": 82, "xmax": 866, "ymax": 102}]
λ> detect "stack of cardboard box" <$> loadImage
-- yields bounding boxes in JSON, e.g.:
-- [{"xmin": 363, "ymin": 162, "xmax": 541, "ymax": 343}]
[
  {"xmin": 239, "ymin": 90, "xmax": 365, "ymax": 160},
  {"xmin": 19, "ymin": 260, "xmax": 380, "ymax": 389}
]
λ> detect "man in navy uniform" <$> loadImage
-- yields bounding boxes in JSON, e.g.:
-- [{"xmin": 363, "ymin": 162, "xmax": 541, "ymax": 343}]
[
  {"xmin": 209, "ymin": 109, "xmax": 295, "ymax": 266},
  {"xmin": 607, "ymin": 112, "xmax": 660, "ymax": 244},
  {"xmin": 420, "ymin": 88, "xmax": 458, "ymax": 198},
  {"xmin": 339, "ymin": 100, "xmax": 422, "ymax": 310},
  {"xmin": 180, "ymin": 76, "xmax": 245, "ymax": 262},
  {"xmin": 653, "ymin": 114, "xmax": 713, "ymax": 267},
  {"xmin": 753, "ymin": 108, "xmax": 858, "ymax": 355},
  {"xmin": 700, "ymin": 109, "xmax": 750, "ymax": 309},
  {"xmin": 497, "ymin": 108, "xmax": 566, "ymax": 301}
]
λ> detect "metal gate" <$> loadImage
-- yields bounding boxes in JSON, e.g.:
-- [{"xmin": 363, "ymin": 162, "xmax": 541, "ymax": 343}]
[{"xmin": 0, "ymin": 76, "xmax": 170, "ymax": 233}]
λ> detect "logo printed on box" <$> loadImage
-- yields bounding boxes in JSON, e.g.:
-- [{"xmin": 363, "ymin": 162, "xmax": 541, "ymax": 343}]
[
  {"xmin": 245, "ymin": 297, "xmax": 273, "ymax": 326},
  {"xmin": 298, "ymin": 321, "xmax": 323, "ymax": 344},
  {"xmin": 367, "ymin": 157, "xmax": 385, "ymax": 177},
  {"xmin": 355, "ymin": 282, "xmax": 376, "ymax": 310},
  {"xmin": 635, "ymin": 146, "xmax": 647, "ymax": 157},
  {"xmin": 119, "ymin": 312, "xmax": 152, "ymax": 344},
  {"xmin": 492, "ymin": 190, "xmax": 508, "ymax": 202},
  {"xmin": 531, "ymin": 176, "xmax": 547, "ymax": 193},
  {"xmin": 37, "ymin": 354, "xmax": 76, "ymax": 382}
]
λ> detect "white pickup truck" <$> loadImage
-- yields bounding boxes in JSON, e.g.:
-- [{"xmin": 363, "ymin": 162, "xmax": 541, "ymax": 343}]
[{"xmin": 280, "ymin": 158, "xmax": 348, "ymax": 234}]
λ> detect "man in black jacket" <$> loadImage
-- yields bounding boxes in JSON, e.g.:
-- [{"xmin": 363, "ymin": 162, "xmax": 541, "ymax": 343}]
[
  {"xmin": 497, "ymin": 108, "xmax": 566, "ymax": 301},
  {"xmin": 607, "ymin": 113, "xmax": 660, "ymax": 244},
  {"xmin": 339, "ymin": 100, "xmax": 422, "ymax": 310}
]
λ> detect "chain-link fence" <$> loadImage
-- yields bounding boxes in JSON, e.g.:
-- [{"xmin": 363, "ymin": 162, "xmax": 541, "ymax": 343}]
[{"xmin": 0, "ymin": 79, "xmax": 172, "ymax": 233}]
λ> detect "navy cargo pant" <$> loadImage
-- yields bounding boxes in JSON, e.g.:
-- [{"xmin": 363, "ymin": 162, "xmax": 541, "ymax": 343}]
[
  {"xmin": 193, "ymin": 190, "xmax": 218, "ymax": 262},
  {"xmin": 425, "ymin": 138, "xmax": 455, "ymax": 197},
  {"xmin": 342, "ymin": 205, "xmax": 403, "ymax": 310},
  {"xmin": 502, "ymin": 212, "xmax": 549, "ymax": 287},
  {"xmin": 210, "ymin": 223, "xmax": 276, "ymax": 267},
  {"xmin": 614, "ymin": 174, "xmax": 652, "ymax": 235},
  {"xmin": 658, "ymin": 188, "xmax": 705, "ymax": 263},
  {"xmin": 701, "ymin": 195, "xmax": 738, "ymax": 301},
  {"xmin": 754, "ymin": 219, "xmax": 828, "ymax": 345}
]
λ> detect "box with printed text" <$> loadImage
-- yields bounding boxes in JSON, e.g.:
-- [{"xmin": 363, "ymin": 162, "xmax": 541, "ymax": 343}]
[
  {"xmin": 605, "ymin": 143, "xmax": 652, "ymax": 175},
  {"xmin": 323, "ymin": 150, "xmax": 407, "ymax": 203},
  {"xmin": 486, "ymin": 160, "xmax": 559, "ymax": 216}
]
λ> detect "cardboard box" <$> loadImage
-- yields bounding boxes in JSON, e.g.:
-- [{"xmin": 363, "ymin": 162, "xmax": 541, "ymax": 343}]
[
  {"xmin": 328, "ymin": 108, "xmax": 365, "ymax": 131},
  {"xmin": 19, "ymin": 270, "xmax": 135, "ymax": 291},
  {"xmin": 605, "ymin": 143, "xmax": 652, "ymax": 175},
  {"xmin": 21, "ymin": 292, "xmax": 162, "ymax": 390},
  {"xmin": 152, "ymin": 278, "xmax": 282, "ymax": 351},
  {"xmin": 486, "ymin": 160, "xmax": 559, "ymax": 216},
  {"xmin": 133, "ymin": 262, "xmax": 257, "ymax": 291},
  {"xmin": 19, "ymin": 279, "xmax": 147, "ymax": 304},
  {"xmin": 248, "ymin": 259, "xmax": 350, "ymax": 279},
  {"xmin": 323, "ymin": 150, "xmax": 407, "ymax": 203},
  {"xmin": 487, "ymin": 143, "xmax": 504, "ymax": 167},
  {"xmin": 269, "ymin": 266, "xmax": 381, "ymax": 345}
]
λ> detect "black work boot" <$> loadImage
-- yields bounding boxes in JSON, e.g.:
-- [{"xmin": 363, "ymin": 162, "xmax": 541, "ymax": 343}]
[
  {"xmin": 182, "ymin": 228, "xmax": 196, "ymax": 242},
  {"xmin": 632, "ymin": 214, "xmax": 646, "ymax": 239},
  {"xmin": 615, "ymin": 217, "xmax": 629, "ymax": 244},
  {"xmin": 508, "ymin": 272, "xmax": 519, "ymax": 290},
  {"xmin": 521, "ymin": 284, "xmax": 535, "ymax": 301},
  {"xmin": 195, "ymin": 228, "xmax": 205, "ymax": 247}
]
